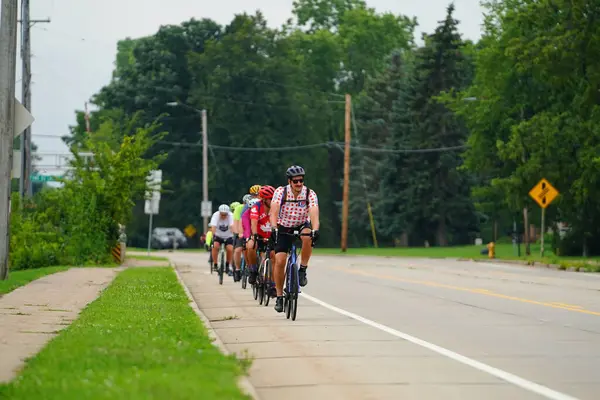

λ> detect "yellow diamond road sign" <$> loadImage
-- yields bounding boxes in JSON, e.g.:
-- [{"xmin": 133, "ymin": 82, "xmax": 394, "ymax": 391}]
[
  {"xmin": 184, "ymin": 224, "xmax": 197, "ymax": 238},
  {"xmin": 529, "ymin": 178, "xmax": 559, "ymax": 209}
]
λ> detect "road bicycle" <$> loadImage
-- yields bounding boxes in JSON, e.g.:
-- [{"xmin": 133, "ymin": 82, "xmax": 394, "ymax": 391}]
[{"xmin": 280, "ymin": 230, "xmax": 312, "ymax": 321}]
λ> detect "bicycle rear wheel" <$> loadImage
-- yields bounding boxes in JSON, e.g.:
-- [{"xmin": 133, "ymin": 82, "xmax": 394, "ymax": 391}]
[
  {"xmin": 263, "ymin": 258, "xmax": 272, "ymax": 307},
  {"xmin": 257, "ymin": 257, "xmax": 265, "ymax": 304},
  {"xmin": 241, "ymin": 258, "xmax": 248, "ymax": 289},
  {"xmin": 252, "ymin": 255, "xmax": 259, "ymax": 300}
]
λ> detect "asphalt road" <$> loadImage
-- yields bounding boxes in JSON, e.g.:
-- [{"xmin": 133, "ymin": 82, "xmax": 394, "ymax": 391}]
[{"xmin": 164, "ymin": 251, "xmax": 600, "ymax": 400}]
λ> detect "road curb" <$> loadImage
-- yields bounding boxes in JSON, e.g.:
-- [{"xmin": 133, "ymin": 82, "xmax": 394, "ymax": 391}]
[{"xmin": 171, "ymin": 262, "xmax": 261, "ymax": 400}]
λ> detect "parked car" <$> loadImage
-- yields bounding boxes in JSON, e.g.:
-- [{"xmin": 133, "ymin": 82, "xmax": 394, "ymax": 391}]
[{"xmin": 151, "ymin": 227, "xmax": 187, "ymax": 249}]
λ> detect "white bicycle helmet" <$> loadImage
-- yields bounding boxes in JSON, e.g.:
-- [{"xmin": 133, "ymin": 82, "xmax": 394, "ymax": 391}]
[
  {"xmin": 218, "ymin": 204, "xmax": 230, "ymax": 213},
  {"xmin": 242, "ymin": 194, "xmax": 253, "ymax": 205}
]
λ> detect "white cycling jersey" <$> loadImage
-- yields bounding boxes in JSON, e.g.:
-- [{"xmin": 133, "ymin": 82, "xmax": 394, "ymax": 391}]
[{"xmin": 210, "ymin": 211, "xmax": 234, "ymax": 239}]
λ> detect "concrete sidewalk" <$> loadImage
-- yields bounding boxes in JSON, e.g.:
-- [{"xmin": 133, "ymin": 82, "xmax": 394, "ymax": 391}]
[{"xmin": 0, "ymin": 268, "xmax": 117, "ymax": 382}]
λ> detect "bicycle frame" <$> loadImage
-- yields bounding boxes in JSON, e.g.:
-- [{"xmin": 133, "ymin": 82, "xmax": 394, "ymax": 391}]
[{"xmin": 285, "ymin": 239, "xmax": 301, "ymax": 295}]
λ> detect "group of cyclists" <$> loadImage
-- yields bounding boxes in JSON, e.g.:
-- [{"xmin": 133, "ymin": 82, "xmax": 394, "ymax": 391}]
[{"xmin": 204, "ymin": 165, "xmax": 320, "ymax": 313}]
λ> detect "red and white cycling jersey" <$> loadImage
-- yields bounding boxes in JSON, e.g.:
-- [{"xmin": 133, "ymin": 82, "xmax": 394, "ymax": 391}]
[
  {"xmin": 250, "ymin": 201, "xmax": 272, "ymax": 238},
  {"xmin": 271, "ymin": 185, "xmax": 318, "ymax": 228}
]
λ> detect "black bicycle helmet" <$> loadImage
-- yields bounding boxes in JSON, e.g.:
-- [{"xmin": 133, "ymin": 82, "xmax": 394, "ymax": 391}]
[{"xmin": 286, "ymin": 165, "xmax": 305, "ymax": 178}]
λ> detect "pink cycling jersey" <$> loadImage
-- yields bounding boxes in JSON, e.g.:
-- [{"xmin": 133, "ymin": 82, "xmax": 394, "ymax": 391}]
[{"xmin": 241, "ymin": 207, "xmax": 252, "ymax": 238}]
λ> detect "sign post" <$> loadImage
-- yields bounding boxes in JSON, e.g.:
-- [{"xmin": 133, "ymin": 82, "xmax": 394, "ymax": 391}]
[
  {"xmin": 528, "ymin": 178, "xmax": 559, "ymax": 257},
  {"xmin": 145, "ymin": 170, "xmax": 162, "ymax": 256},
  {"xmin": 201, "ymin": 200, "xmax": 212, "ymax": 218}
]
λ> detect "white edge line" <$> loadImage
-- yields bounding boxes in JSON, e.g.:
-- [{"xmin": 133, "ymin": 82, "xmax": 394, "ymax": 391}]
[{"xmin": 300, "ymin": 292, "xmax": 580, "ymax": 400}]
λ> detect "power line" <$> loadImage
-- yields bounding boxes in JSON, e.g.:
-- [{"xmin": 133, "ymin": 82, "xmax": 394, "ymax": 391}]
[
  {"xmin": 207, "ymin": 142, "xmax": 335, "ymax": 151},
  {"xmin": 349, "ymin": 144, "xmax": 468, "ymax": 153},
  {"xmin": 37, "ymin": 132, "xmax": 468, "ymax": 154},
  {"xmin": 157, "ymin": 139, "xmax": 468, "ymax": 153}
]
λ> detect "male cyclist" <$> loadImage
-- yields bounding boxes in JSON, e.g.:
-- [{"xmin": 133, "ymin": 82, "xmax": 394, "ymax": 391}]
[
  {"xmin": 247, "ymin": 185, "xmax": 276, "ymax": 286},
  {"xmin": 230, "ymin": 201, "xmax": 243, "ymax": 281},
  {"xmin": 270, "ymin": 165, "xmax": 320, "ymax": 313},
  {"xmin": 210, "ymin": 204, "xmax": 235, "ymax": 274}
]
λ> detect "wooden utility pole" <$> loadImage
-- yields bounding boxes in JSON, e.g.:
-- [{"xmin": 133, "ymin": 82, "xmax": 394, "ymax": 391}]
[
  {"xmin": 18, "ymin": 0, "xmax": 50, "ymax": 197},
  {"xmin": 0, "ymin": 0, "xmax": 19, "ymax": 280},
  {"xmin": 341, "ymin": 94, "xmax": 351, "ymax": 252},
  {"xmin": 202, "ymin": 109, "xmax": 208, "ymax": 232}
]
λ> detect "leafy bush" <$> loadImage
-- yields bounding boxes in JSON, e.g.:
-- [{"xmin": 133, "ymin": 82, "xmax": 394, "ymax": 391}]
[{"xmin": 9, "ymin": 113, "xmax": 166, "ymax": 270}]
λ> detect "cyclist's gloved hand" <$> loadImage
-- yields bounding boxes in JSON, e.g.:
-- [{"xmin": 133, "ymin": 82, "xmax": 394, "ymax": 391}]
[{"xmin": 311, "ymin": 229, "xmax": 320, "ymax": 247}]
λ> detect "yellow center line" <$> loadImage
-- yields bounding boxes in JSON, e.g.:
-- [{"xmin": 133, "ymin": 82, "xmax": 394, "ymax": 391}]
[{"xmin": 332, "ymin": 266, "xmax": 600, "ymax": 317}]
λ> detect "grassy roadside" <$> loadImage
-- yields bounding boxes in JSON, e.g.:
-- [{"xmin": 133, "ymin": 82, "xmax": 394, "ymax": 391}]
[
  {"xmin": 314, "ymin": 244, "xmax": 600, "ymax": 271},
  {"xmin": 0, "ymin": 266, "xmax": 70, "ymax": 295},
  {"xmin": 0, "ymin": 267, "xmax": 250, "ymax": 399}
]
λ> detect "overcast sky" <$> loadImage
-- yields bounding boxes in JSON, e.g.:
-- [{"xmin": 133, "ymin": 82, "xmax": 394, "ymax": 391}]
[{"xmin": 21, "ymin": 0, "xmax": 485, "ymax": 157}]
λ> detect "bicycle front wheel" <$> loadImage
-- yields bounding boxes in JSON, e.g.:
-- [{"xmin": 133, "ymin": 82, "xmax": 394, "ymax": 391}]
[{"xmin": 218, "ymin": 256, "xmax": 224, "ymax": 285}]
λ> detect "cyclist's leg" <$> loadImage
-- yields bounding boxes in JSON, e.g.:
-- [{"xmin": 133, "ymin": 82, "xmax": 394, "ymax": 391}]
[
  {"xmin": 233, "ymin": 236, "xmax": 243, "ymax": 280},
  {"xmin": 233, "ymin": 235, "xmax": 243, "ymax": 271},
  {"xmin": 298, "ymin": 222, "xmax": 313, "ymax": 287},
  {"xmin": 273, "ymin": 228, "xmax": 292, "ymax": 312},
  {"xmin": 246, "ymin": 237, "xmax": 259, "ymax": 284},
  {"xmin": 225, "ymin": 238, "xmax": 234, "ymax": 275},
  {"xmin": 212, "ymin": 239, "xmax": 222, "ymax": 270}
]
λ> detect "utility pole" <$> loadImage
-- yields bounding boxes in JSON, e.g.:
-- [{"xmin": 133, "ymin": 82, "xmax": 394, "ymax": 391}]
[
  {"xmin": 341, "ymin": 94, "xmax": 351, "ymax": 252},
  {"xmin": 202, "ymin": 109, "xmax": 208, "ymax": 232},
  {"xmin": 0, "ymin": 0, "xmax": 19, "ymax": 280},
  {"xmin": 18, "ymin": 0, "xmax": 50, "ymax": 198}
]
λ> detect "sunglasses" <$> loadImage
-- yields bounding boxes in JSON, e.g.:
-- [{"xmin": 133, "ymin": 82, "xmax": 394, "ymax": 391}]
[{"xmin": 291, "ymin": 178, "xmax": 304, "ymax": 184}]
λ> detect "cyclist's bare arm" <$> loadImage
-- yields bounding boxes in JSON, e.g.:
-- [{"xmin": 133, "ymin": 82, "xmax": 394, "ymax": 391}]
[
  {"xmin": 251, "ymin": 219, "xmax": 258, "ymax": 236},
  {"xmin": 309, "ymin": 205, "xmax": 320, "ymax": 231},
  {"xmin": 270, "ymin": 201, "xmax": 280, "ymax": 228}
]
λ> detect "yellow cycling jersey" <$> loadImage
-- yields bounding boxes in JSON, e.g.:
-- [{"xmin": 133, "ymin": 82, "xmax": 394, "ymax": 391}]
[{"xmin": 205, "ymin": 231, "xmax": 213, "ymax": 246}]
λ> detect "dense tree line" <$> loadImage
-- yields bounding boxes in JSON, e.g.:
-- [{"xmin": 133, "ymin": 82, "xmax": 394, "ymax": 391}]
[{"xmin": 65, "ymin": 0, "xmax": 600, "ymax": 256}]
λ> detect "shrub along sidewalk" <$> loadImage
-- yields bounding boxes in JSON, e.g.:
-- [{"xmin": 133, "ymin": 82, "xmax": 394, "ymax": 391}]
[{"xmin": 0, "ymin": 267, "xmax": 251, "ymax": 399}]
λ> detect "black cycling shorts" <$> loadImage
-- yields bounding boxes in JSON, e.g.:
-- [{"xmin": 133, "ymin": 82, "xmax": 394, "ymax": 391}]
[
  {"xmin": 248, "ymin": 236, "xmax": 270, "ymax": 253},
  {"xmin": 274, "ymin": 222, "xmax": 312, "ymax": 254},
  {"xmin": 234, "ymin": 235, "xmax": 244, "ymax": 249},
  {"xmin": 214, "ymin": 236, "xmax": 234, "ymax": 246}
]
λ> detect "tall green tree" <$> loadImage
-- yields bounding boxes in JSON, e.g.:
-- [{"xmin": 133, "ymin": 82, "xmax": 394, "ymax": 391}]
[
  {"xmin": 351, "ymin": 51, "xmax": 408, "ymax": 246},
  {"xmin": 379, "ymin": 4, "xmax": 478, "ymax": 246},
  {"xmin": 447, "ymin": 0, "xmax": 600, "ymax": 255}
]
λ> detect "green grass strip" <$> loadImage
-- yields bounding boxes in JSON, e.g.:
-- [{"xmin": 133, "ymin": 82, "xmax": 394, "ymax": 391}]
[
  {"xmin": 0, "ymin": 266, "xmax": 70, "ymax": 295},
  {"xmin": 0, "ymin": 267, "xmax": 250, "ymax": 399}
]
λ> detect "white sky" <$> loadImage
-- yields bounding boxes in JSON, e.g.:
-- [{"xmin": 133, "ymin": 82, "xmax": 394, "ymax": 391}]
[{"xmin": 20, "ymin": 0, "xmax": 485, "ymax": 156}]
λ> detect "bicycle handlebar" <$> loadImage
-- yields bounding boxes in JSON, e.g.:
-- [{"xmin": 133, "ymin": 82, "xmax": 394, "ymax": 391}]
[{"xmin": 277, "ymin": 230, "xmax": 313, "ymax": 237}]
